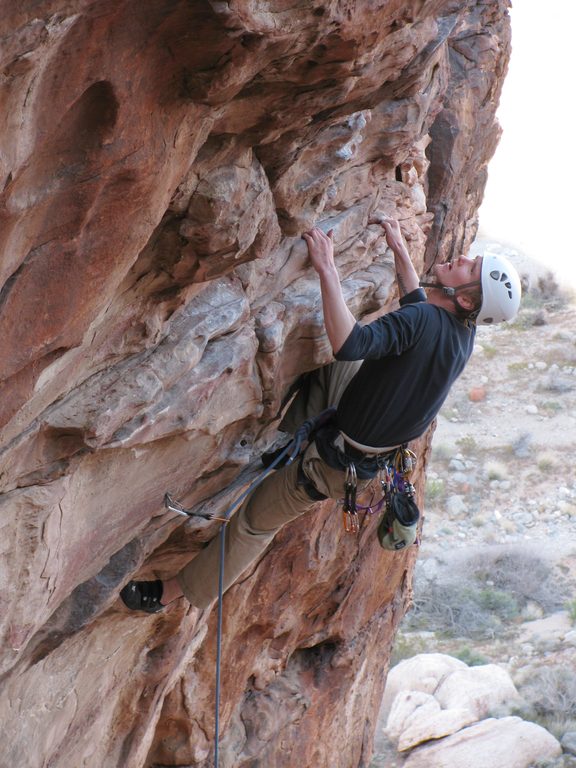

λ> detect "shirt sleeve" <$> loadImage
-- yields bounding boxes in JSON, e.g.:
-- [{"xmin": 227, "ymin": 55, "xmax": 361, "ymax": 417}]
[
  {"xmin": 335, "ymin": 303, "xmax": 426, "ymax": 361},
  {"xmin": 400, "ymin": 287, "xmax": 427, "ymax": 305}
]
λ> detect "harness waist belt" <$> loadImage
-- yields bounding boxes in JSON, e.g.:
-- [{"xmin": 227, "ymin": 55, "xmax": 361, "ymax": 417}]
[{"xmin": 339, "ymin": 430, "xmax": 400, "ymax": 456}]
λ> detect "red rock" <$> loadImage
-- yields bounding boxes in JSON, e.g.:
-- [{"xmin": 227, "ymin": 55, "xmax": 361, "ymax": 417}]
[
  {"xmin": 0, "ymin": 2, "xmax": 511, "ymax": 766},
  {"xmin": 469, "ymin": 386, "xmax": 488, "ymax": 402}
]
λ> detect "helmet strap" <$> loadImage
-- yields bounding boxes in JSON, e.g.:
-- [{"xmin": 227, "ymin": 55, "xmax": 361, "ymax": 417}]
[{"xmin": 420, "ymin": 279, "xmax": 481, "ymax": 316}]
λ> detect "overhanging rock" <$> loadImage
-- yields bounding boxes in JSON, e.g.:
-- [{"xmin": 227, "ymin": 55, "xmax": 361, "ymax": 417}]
[{"xmin": 0, "ymin": 2, "xmax": 511, "ymax": 766}]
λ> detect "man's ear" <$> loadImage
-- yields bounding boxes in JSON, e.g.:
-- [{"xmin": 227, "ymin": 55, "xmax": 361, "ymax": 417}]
[{"xmin": 455, "ymin": 291, "xmax": 476, "ymax": 312}]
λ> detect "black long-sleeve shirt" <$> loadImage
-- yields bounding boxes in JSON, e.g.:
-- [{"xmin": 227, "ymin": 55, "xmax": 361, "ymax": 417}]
[{"xmin": 332, "ymin": 288, "xmax": 476, "ymax": 449}]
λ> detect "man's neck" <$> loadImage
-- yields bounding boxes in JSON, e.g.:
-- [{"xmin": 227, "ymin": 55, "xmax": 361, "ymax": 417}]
[{"xmin": 425, "ymin": 286, "xmax": 457, "ymax": 315}]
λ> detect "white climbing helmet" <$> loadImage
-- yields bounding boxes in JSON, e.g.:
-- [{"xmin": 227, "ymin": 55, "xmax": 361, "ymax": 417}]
[{"xmin": 477, "ymin": 253, "xmax": 522, "ymax": 325}]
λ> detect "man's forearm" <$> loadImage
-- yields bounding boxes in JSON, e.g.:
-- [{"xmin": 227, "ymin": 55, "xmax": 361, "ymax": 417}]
[
  {"xmin": 302, "ymin": 227, "xmax": 356, "ymax": 355},
  {"xmin": 318, "ymin": 267, "xmax": 356, "ymax": 354},
  {"xmin": 392, "ymin": 241, "xmax": 420, "ymax": 297},
  {"xmin": 372, "ymin": 216, "xmax": 421, "ymax": 297}
]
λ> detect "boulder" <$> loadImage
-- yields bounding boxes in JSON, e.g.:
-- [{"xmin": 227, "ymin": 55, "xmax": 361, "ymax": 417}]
[
  {"xmin": 434, "ymin": 663, "xmax": 522, "ymax": 719},
  {"xmin": 383, "ymin": 656, "xmax": 523, "ymax": 752},
  {"xmin": 380, "ymin": 653, "xmax": 468, "ymax": 720},
  {"xmin": 519, "ymin": 611, "xmax": 573, "ymax": 645},
  {"xmin": 403, "ymin": 716, "xmax": 562, "ymax": 768},
  {"xmin": 385, "ymin": 690, "xmax": 477, "ymax": 751}
]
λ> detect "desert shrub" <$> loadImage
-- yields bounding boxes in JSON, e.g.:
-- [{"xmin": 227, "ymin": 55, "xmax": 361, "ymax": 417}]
[
  {"xmin": 484, "ymin": 460, "xmax": 508, "ymax": 481},
  {"xmin": 465, "ymin": 548, "xmax": 568, "ymax": 615},
  {"xmin": 405, "ymin": 548, "xmax": 570, "ymax": 639},
  {"xmin": 405, "ymin": 579, "xmax": 520, "ymax": 639},
  {"xmin": 453, "ymin": 646, "xmax": 489, "ymax": 666},
  {"xmin": 538, "ymin": 452, "xmax": 559, "ymax": 472},
  {"xmin": 456, "ymin": 435, "xmax": 478, "ymax": 454},
  {"xmin": 425, "ymin": 477, "xmax": 445, "ymax": 504},
  {"xmin": 566, "ymin": 599, "xmax": 576, "ymax": 622},
  {"xmin": 477, "ymin": 587, "xmax": 519, "ymax": 619},
  {"xmin": 528, "ymin": 667, "xmax": 576, "ymax": 718},
  {"xmin": 540, "ymin": 400, "xmax": 563, "ymax": 414},
  {"xmin": 534, "ymin": 272, "xmax": 569, "ymax": 307},
  {"xmin": 390, "ymin": 632, "xmax": 430, "ymax": 666},
  {"xmin": 431, "ymin": 442, "xmax": 451, "ymax": 461},
  {"xmin": 516, "ymin": 666, "xmax": 576, "ymax": 740},
  {"xmin": 479, "ymin": 343, "xmax": 497, "ymax": 359},
  {"xmin": 520, "ymin": 272, "xmax": 571, "ymax": 311}
]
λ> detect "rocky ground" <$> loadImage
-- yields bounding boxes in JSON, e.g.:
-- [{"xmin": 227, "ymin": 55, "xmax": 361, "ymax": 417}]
[{"xmin": 370, "ymin": 251, "xmax": 576, "ymax": 767}]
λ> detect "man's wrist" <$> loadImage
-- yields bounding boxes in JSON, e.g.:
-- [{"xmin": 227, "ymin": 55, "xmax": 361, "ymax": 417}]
[
  {"xmin": 318, "ymin": 264, "xmax": 340, "ymax": 283},
  {"xmin": 392, "ymin": 243, "xmax": 410, "ymax": 260}
]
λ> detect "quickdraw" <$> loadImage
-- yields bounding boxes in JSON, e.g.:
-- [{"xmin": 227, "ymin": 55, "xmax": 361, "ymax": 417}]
[
  {"xmin": 387, "ymin": 446, "xmax": 417, "ymax": 498},
  {"xmin": 340, "ymin": 446, "xmax": 418, "ymax": 535},
  {"xmin": 343, "ymin": 463, "xmax": 359, "ymax": 533},
  {"xmin": 378, "ymin": 446, "xmax": 420, "ymax": 550}
]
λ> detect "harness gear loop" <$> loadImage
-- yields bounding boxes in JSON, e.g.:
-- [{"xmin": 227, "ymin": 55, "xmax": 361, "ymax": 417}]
[{"xmin": 337, "ymin": 445, "xmax": 420, "ymax": 545}]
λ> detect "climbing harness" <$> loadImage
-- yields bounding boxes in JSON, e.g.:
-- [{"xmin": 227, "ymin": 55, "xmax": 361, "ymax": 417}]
[
  {"xmin": 163, "ymin": 407, "xmax": 335, "ymax": 768},
  {"xmin": 164, "ymin": 430, "xmax": 418, "ymax": 764},
  {"xmin": 339, "ymin": 446, "xmax": 420, "ymax": 551},
  {"xmin": 164, "ymin": 421, "xmax": 419, "ymax": 767}
]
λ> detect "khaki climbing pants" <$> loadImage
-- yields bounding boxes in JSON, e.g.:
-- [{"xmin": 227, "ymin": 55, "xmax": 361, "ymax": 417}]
[{"xmin": 177, "ymin": 360, "xmax": 365, "ymax": 609}]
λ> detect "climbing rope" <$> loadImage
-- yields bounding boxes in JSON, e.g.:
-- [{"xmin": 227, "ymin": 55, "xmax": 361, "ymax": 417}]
[
  {"xmin": 213, "ymin": 441, "xmax": 295, "ymax": 767},
  {"xmin": 165, "ymin": 409, "xmax": 335, "ymax": 766}
]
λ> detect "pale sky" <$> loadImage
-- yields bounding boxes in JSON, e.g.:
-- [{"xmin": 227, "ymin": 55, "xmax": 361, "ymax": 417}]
[{"xmin": 478, "ymin": 0, "xmax": 576, "ymax": 288}]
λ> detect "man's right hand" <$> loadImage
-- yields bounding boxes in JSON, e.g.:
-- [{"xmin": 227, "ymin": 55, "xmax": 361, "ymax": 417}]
[
  {"xmin": 301, "ymin": 226, "xmax": 356, "ymax": 354},
  {"xmin": 302, "ymin": 227, "xmax": 336, "ymax": 277}
]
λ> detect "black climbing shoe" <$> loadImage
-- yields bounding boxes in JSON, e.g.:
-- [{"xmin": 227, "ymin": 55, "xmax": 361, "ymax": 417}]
[
  {"xmin": 120, "ymin": 580, "xmax": 164, "ymax": 614},
  {"xmin": 261, "ymin": 443, "xmax": 292, "ymax": 469}
]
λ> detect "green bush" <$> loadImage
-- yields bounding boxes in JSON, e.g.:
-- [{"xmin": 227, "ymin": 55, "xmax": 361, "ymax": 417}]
[
  {"xmin": 477, "ymin": 587, "xmax": 519, "ymax": 620},
  {"xmin": 425, "ymin": 477, "xmax": 446, "ymax": 504},
  {"xmin": 566, "ymin": 598, "xmax": 576, "ymax": 622},
  {"xmin": 456, "ymin": 435, "xmax": 478, "ymax": 454},
  {"xmin": 405, "ymin": 548, "xmax": 570, "ymax": 640},
  {"xmin": 516, "ymin": 666, "xmax": 576, "ymax": 740},
  {"xmin": 405, "ymin": 580, "xmax": 520, "ymax": 639},
  {"xmin": 479, "ymin": 344, "xmax": 497, "ymax": 359},
  {"xmin": 453, "ymin": 646, "xmax": 489, "ymax": 666},
  {"xmin": 465, "ymin": 548, "xmax": 568, "ymax": 615},
  {"xmin": 390, "ymin": 633, "xmax": 430, "ymax": 667}
]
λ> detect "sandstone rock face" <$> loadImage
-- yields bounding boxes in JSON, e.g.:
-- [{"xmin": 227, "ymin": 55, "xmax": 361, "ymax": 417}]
[{"xmin": 0, "ymin": 2, "xmax": 511, "ymax": 766}]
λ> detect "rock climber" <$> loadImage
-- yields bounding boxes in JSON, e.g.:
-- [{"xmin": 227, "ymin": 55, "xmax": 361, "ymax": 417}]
[{"xmin": 120, "ymin": 216, "xmax": 521, "ymax": 613}]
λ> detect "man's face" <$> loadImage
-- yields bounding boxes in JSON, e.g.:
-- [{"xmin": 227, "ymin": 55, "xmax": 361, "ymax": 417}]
[{"xmin": 434, "ymin": 255, "xmax": 483, "ymax": 289}]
